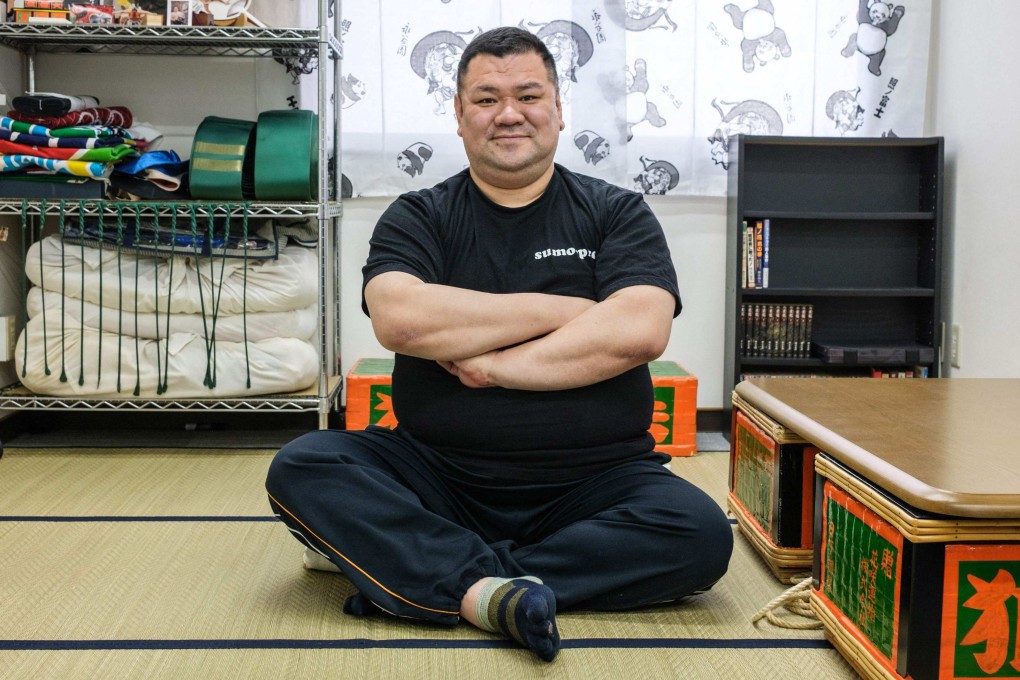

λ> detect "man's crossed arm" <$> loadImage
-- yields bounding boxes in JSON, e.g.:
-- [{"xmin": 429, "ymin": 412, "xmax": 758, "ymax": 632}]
[{"xmin": 364, "ymin": 271, "xmax": 675, "ymax": 391}]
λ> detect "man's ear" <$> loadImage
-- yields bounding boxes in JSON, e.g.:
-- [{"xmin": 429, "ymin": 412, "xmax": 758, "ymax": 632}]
[
  {"xmin": 556, "ymin": 92, "xmax": 565, "ymax": 131},
  {"xmin": 454, "ymin": 94, "xmax": 464, "ymax": 137}
]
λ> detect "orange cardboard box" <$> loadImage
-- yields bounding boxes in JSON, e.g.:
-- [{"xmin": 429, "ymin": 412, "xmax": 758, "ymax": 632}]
[{"xmin": 345, "ymin": 358, "xmax": 697, "ymax": 456}]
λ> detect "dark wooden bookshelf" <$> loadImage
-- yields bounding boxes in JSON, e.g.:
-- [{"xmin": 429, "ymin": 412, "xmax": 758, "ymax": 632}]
[{"xmin": 724, "ymin": 135, "xmax": 944, "ymax": 404}]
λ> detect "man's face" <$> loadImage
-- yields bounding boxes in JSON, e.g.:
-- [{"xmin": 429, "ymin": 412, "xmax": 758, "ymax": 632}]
[{"xmin": 454, "ymin": 51, "xmax": 564, "ymax": 188}]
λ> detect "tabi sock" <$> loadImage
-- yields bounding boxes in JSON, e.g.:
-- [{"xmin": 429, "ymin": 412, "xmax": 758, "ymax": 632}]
[{"xmin": 474, "ymin": 576, "xmax": 561, "ymax": 662}]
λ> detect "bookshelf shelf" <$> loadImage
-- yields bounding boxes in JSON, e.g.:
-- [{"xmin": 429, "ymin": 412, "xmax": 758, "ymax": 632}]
[
  {"xmin": 725, "ymin": 135, "xmax": 944, "ymax": 399},
  {"xmin": 741, "ymin": 211, "xmax": 936, "ymax": 221},
  {"xmin": 741, "ymin": 287, "xmax": 936, "ymax": 298}
]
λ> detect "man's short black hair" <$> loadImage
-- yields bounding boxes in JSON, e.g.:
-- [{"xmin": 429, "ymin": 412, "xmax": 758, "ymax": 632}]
[{"xmin": 456, "ymin": 26, "xmax": 558, "ymax": 94}]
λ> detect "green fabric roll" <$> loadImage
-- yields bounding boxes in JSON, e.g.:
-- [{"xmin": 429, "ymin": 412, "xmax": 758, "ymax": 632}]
[
  {"xmin": 189, "ymin": 116, "xmax": 255, "ymax": 200},
  {"xmin": 253, "ymin": 109, "xmax": 318, "ymax": 201}
]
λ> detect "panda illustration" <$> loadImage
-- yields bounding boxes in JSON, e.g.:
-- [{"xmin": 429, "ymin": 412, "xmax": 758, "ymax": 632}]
[
  {"xmin": 573, "ymin": 130, "xmax": 610, "ymax": 166},
  {"xmin": 841, "ymin": 0, "xmax": 905, "ymax": 77},
  {"xmin": 397, "ymin": 143, "xmax": 434, "ymax": 178},
  {"xmin": 723, "ymin": 0, "xmax": 792, "ymax": 74}
]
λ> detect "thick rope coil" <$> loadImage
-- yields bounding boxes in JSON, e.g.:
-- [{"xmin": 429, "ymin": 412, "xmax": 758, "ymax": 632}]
[{"xmin": 751, "ymin": 576, "xmax": 823, "ymax": 630}]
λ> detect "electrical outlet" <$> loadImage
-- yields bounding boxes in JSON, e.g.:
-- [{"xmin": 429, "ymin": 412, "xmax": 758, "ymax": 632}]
[{"xmin": 950, "ymin": 324, "xmax": 961, "ymax": 369}]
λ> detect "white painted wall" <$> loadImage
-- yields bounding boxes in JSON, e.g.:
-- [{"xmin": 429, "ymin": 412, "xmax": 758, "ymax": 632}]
[{"xmin": 930, "ymin": 1, "xmax": 1020, "ymax": 378}]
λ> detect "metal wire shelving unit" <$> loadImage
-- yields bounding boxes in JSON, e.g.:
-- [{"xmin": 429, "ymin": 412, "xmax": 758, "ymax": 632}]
[
  {"xmin": 0, "ymin": 22, "xmax": 320, "ymax": 57},
  {"xmin": 0, "ymin": 7, "xmax": 343, "ymax": 427}
]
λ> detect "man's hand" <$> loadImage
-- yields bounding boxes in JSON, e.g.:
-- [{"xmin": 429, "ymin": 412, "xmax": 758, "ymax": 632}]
[{"xmin": 437, "ymin": 352, "xmax": 500, "ymax": 388}]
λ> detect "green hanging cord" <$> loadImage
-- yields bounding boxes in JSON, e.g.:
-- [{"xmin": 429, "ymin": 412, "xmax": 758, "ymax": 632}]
[
  {"xmin": 206, "ymin": 205, "xmax": 233, "ymax": 390},
  {"xmin": 241, "ymin": 204, "xmax": 251, "ymax": 389},
  {"xmin": 20, "ymin": 200, "xmax": 30, "ymax": 378},
  {"xmin": 57, "ymin": 200, "xmax": 68, "ymax": 383},
  {"xmin": 95, "ymin": 206, "xmax": 105, "ymax": 389},
  {"xmin": 76, "ymin": 201, "xmax": 86, "ymax": 386},
  {"xmin": 115, "ymin": 203, "xmax": 125, "ymax": 393},
  {"xmin": 132, "ymin": 204, "xmax": 143, "ymax": 397},
  {"xmin": 37, "ymin": 199, "xmax": 51, "ymax": 376},
  {"xmin": 190, "ymin": 204, "xmax": 213, "ymax": 388},
  {"xmin": 161, "ymin": 208, "xmax": 177, "ymax": 394},
  {"xmin": 151, "ymin": 205, "xmax": 163, "ymax": 395},
  {"xmin": 205, "ymin": 207, "xmax": 222, "ymax": 388}
]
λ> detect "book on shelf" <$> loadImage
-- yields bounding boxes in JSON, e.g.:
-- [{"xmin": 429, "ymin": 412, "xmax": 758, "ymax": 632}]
[
  {"xmin": 742, "ymin": 221, "xmax": 750, "ymax": 289},
  {"xmin": 743, "ymin": 220, "xmax": 754, "ymax": 288},
  {"xmin": 753, "ymin": 220, "xmax": 763, "ymax": 288},
  {"xmin": 741, "ymin": 370, "xmax": 928, "ymax": 380},
  {"xmin": 740, "ymin": 217, "xmax": 772, "ymax": 289},
  {"xmin": 870, "ymin": 367, "xmax": 929, "ymax": 378},
  {"xmin": 740, "ymin": 302, "xmax": 813, "ymax": 358}
]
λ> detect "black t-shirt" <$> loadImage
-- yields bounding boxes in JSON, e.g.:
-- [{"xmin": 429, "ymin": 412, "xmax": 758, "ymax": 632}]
[{"xmin": 362, "ymin": 164, "xmax": 681, "ymax": 482}]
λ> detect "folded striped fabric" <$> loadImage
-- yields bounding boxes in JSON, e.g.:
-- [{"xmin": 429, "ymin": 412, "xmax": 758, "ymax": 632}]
[
  {"xmin": 6, "ymin": 106, "xmax": 133, "ymax": 129},
  {"xmin": 0, "ymin": 127, "xmax": 132, "ymax": 149},
  {"xmin": 0, "ymin": 116, "xmax": 134, "ymax": 140},
  {"xmin": 0, "ymin": 154, "xmax": 113, "ymax": 179},
  {"xmin": 0, "ymin": 139, "xmax": 138, "ymax": 163}
]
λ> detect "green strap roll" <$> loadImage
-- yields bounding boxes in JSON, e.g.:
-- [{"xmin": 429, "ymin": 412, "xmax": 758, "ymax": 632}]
[
  {"xmin": 254, "ymin": 109, "xmax": 318, "ymax": 201},
  {"xmin": 190, "ymin": 116, "xmax": 255, "ymax": 200}
]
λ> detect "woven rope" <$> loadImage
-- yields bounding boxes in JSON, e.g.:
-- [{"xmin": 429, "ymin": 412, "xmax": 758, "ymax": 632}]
[{"xmin": 751, "ymin": 576, "xmax": 823, "ymax": 630}]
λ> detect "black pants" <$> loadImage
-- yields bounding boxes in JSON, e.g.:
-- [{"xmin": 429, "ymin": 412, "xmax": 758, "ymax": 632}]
[{"xmin": 265, "ymin": 426, "xmax": 733, "ymax": 625}]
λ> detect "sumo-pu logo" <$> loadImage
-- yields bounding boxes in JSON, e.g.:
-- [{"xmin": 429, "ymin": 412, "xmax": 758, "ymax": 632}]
[{"xmin": 952, "ymin": 561, "xmax": 1020, "ymax": 677}]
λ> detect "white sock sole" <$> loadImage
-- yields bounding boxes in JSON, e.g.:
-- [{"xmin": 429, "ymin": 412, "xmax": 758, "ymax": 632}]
[{"xmin": 303, "ymin": 546, "xmax": 342, "ymax": 573}]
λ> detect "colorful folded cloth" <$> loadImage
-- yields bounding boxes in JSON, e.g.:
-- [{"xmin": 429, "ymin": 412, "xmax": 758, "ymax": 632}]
[
  {"xmin": 11, "ymin": 92, "xmax": 100, "ymax": 116},
  {"xmin": 6, "ymin": 106, "xmax": 133, "ymax": 130},
  {"xmin": 0, "ymin": 127, "xmax": 132, "ymax": 149},
  {"xmin": 0, "ymin": 139, "xmax": 138, "ymax": 163},
  {"xmin": 0, "ymin": 154, "xmax": 113, "ymax": 179},
  {"xmin": 114, "ymin": 149, "xmax": 185, "ymax": 176},
  {"xmin": 1, "ymin": 116, "xmax": 135, "ymax": 140}
]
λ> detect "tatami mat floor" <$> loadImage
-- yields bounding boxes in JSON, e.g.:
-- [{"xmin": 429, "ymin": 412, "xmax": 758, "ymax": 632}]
[{"xmin": 0, "ymin": 444, "xmax": 859, "ymax": 679}]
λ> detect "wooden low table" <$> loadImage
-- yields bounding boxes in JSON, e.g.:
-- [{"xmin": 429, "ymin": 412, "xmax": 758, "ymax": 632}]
[{"xmin": 732, "ymin": 378, "xmax": 1020, "ymax": 680}]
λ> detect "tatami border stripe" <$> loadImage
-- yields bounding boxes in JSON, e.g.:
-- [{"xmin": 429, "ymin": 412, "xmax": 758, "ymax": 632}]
[
  {"xmin": 0, "ymin": 516, "xmax": 277, "ymax": 522},
  {"xmin": 0, "ymin": 638, "xmax": 832, "ymax": 651},
  {"xmin": 0, "ymin": 516, "xmax": 738, "ymax": 524}
]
